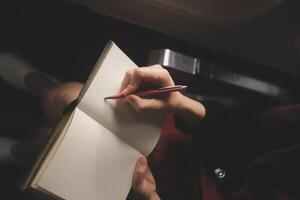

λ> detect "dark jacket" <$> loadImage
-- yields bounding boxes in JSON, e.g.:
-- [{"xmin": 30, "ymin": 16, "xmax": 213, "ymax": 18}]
[{"xmin": 175, "ymin": 101, "xmax": 300, "ymax": 196}]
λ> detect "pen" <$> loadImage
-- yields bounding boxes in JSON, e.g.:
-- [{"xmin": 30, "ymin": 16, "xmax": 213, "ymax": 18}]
[{"xmin": 104, "ymin": 85, "xmax": 187, "ymax": 100}]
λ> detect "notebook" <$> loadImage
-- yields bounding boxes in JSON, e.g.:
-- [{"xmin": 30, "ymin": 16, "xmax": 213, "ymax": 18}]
[{"xmin": 22, "ymin": 41, "xmax": 163, "ymax": 200}]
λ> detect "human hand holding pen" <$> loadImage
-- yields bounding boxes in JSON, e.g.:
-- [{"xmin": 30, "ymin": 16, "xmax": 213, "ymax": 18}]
[
  {"xmin": 105, "ymin": 85, "xmax": 187, "ymax": 100},
  {"xmin": 119, "ymin": 65, "xmax": 206, "ymax": 125},
  {"xmin": 119, "ymin": 65, "xmax": 185, "ymax": 112},
  {"xmin": 123, "ymin": 66, "xmax": 206, "ymax": 199}
]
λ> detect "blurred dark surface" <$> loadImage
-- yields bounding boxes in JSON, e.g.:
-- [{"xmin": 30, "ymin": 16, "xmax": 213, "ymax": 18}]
[{"xmin": 0, "ymin": 0, "xmax": 299, "ymax": 199}]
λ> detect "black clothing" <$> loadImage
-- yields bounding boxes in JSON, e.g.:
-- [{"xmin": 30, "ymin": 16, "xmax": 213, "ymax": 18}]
[{"xmin": 175, "ymin": 101, "xmax": 300, "ymax": 196}]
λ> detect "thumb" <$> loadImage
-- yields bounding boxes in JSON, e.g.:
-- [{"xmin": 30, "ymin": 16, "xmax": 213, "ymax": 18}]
[{"xmin": 132, "ymin": 157, "xmax": 148, "ymax": 189}]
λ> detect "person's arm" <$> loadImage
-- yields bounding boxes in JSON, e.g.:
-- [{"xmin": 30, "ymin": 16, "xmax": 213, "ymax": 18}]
[
  {"xmin": 120, "ymin": 65, "xmax": 204, "ymax": 199},
  {"xmin": 174, "ymin": 97, "xmax": 238, "ymax": 133},
  {"xmin": 120, "ymin": 65, "xmax": 206, "ymax": 127},
  {"xmin": 119, "ymin": 65, "xmax": 258, "ymax": 144}
]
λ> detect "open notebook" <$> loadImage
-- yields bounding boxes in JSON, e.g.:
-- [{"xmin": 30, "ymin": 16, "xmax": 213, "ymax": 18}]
[{"xmin": 22, "ymin": 41, "xmax": 164, "ymax": 200}]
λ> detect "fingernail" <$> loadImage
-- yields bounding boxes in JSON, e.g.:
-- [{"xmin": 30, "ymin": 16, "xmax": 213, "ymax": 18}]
[
  {"xmin": 121, "ymin": 88, "xmax": 128, "ymax": 96},
  {"xmin": 138, "ymin": 157, "xmax": 147, "ymax": 167},
  {"xmin": 126, "ymin": 96, "xmax": 133, "ymax": 103}
]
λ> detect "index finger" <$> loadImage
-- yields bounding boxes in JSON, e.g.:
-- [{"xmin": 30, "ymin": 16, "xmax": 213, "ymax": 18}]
[
  {"xmin": 119, "ymin": 69, "xmax": 134, "ymax": 92},
  {"xmin": 138, "ymin": 66, "xmax": 174, "ymax": 86},
  {"xmin": 121, "ymin": 66, "xmax": 174, "ymax": 96}
]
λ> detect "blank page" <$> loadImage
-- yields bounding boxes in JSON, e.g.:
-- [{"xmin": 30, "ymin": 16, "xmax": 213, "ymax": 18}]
[
  {"xmin": 78, "ymin": 42, "xmax": 163, "ymax": 156},
  {"xmin": 37, "ymin": 108, "xmax": 141, "ymax": 200}
]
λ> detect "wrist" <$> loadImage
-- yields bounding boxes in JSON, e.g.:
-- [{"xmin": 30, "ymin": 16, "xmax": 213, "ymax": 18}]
[
  {"xmin": 170, "ymin": 92, "xmax": 185, "ymax": 114},
  {"xmin": 173, "ymin": 94, "xmax": 206, "ymax": 124}
]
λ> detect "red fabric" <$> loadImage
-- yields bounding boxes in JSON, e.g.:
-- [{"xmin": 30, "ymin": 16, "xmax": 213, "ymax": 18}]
[
  {"xmin": 149, "ymin": 114, "xmax": 196, "ymax": 199},
  {"xmin": 201, "ymin": 170, "xmax": 225, "ymax": 200}
]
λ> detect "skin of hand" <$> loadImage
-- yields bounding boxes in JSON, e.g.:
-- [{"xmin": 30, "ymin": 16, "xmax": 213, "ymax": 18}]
[
  {"xmin": 131, "ymin": 157, "xmax": 160, "ymax": 200},
  {"xmin": 120, "ymin": 65, "xmax": 206, "ymax": 126},
  {"xmin": 122, "ymin": 65, "xmax": 206, "ymax": 199}
]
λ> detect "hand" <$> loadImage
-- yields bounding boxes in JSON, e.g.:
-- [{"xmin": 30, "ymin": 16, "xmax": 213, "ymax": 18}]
[
  {"xmin": 120, "ymin": 65, "xmax": 206, "ymax": 126},
  {"xmin": 120, "ymin": 65, "xmax": 184, "ymax": 113},
  {"xmin": 130, "ymin": 156, "xmax": 160, "ymax": 200}
]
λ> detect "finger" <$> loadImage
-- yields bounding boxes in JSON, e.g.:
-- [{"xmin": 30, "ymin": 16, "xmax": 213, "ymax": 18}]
[
  {"xmin": 144, "ymin": 167, "xmax": 156, "ymax": 186},
  {"xmin": 137, "ymin": 66, "xmax": 174, "ymax": 86},
  {"xmin": 121, "ymin": 66, "xmax": 174, "ymax": 96},
  {"xmin": 120, "ymin": 70, "xmax": 135, "ymax": 104},
  {"xmin": 121, "ymin": 68, "xmax": 143, "ymax": 96},
  {"xmin": 126, "ymin": 95, "xmax": 166, "ymax": 112},
  {"xmin": 132, "ymin": 157, "xmax": 148, "ymax": 189},
  {"xmin": 119, "ymin": 69, "xmax": 134, "ymax": 93}
]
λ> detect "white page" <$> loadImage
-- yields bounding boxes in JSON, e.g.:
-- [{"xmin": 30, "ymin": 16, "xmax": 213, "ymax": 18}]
[
  {"xmin": 38, "ymin": 108, "xmax": 141, "ymax": 200},
  {"xmin": 78, "ymin": 42, "xmax": 163, "ymax": 156}
]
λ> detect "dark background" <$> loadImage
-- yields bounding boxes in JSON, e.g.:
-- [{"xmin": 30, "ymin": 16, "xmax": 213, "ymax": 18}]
[{"xmin": 0, "ymin": 0, "xmax": 299, "ymax": 199}]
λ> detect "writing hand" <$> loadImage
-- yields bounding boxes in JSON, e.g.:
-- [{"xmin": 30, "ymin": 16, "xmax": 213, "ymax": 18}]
[
  {"xmin": 120, "ymin": 65, "xmax": 184, "ymax": 113},
  {"xmin": 120, "ymin": 65, "xmax": 206, "ymax": 126}
]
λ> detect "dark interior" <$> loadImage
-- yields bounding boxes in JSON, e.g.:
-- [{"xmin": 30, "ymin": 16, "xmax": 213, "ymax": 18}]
[{"xmin": 0, "ymin": 0, "xmax": 299, "ymax": 199}]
